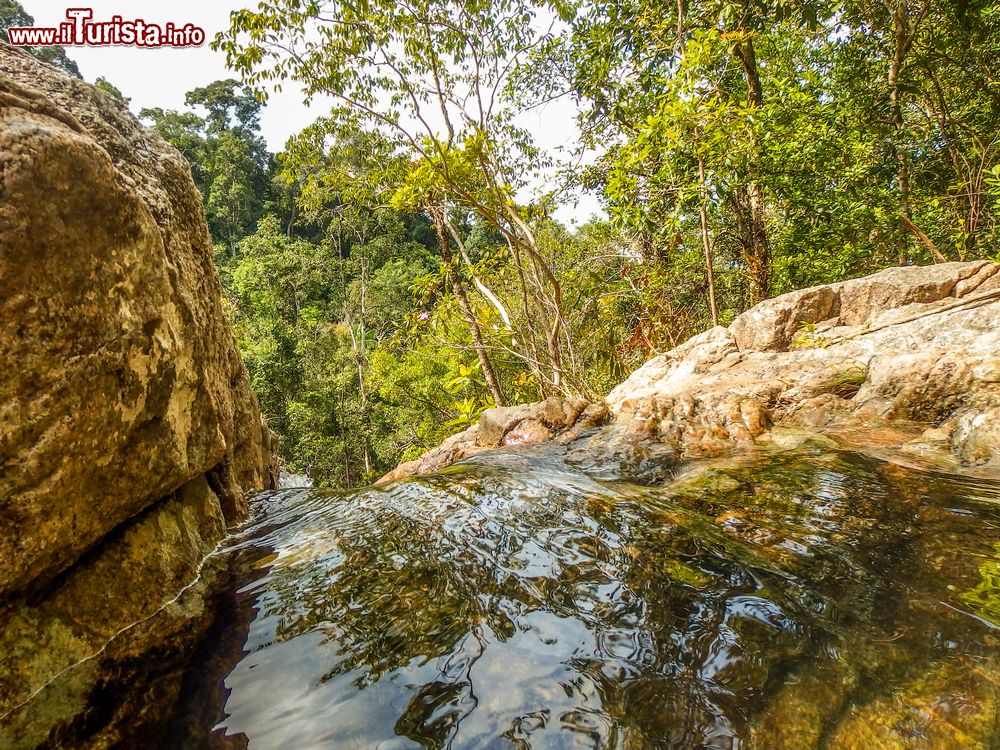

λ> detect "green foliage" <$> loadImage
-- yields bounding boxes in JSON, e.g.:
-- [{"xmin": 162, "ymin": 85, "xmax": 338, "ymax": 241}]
[
  {"xmin": 223, "ymin": 207, "xmax": 456, "ymax": 485},
  {"xmin": 547, "ymin": 0, "xmax": 1000, "ymax": 314},
  {"xmin": 142, "ymin": 0, "xmax": 1000, "ymax": 488},
  {"xmin": 94, "ymin": 77, "xmax": 129, "ymax": 104},
  {"xmin": 791, "ymin": 321, "xmax": 832, "ymax": 350},
  {"xmin": 141, "ymin": 80, "xmax": 276, "ymax": 251},
  {"xmin": 0, "ymin": 0, "xmax": 81, "ymax": 78}
]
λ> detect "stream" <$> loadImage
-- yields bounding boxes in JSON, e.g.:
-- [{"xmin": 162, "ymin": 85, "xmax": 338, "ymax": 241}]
[{"xmin": 158, "ymin": 437, "xmax": 1000, "ymax": 749}]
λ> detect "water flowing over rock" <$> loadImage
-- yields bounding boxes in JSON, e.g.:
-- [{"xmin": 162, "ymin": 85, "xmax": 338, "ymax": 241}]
[
  {"xmin": 385, "ymin": 261, "xmax": 1000, "ymax": 482},
  {"xmin": 0, "ymin": 45, "xmax": 275, "ymax": 745},
  {"xmin": 378, "ymin": 397, "xmax": 611, "ymax": 483}
]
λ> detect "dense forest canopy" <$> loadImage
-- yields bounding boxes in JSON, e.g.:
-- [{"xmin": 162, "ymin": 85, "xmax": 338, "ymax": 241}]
[{"xmin": 5, "ymin": 0, "xmax": 1000, "ymax": 486}]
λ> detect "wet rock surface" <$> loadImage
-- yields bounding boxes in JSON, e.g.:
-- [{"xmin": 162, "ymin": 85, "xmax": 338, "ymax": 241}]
[
  {"xmin": 609, "ymin": 260, "xmax": 1000, "ymax": 469},
  {"xmin": 378, "ymin": 397, "xmax": 610, "ymax": 483}
]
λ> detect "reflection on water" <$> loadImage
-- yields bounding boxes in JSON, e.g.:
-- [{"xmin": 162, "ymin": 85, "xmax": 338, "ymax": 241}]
[{"xmin": 166, "ymin": 440, "xmax": 1000, "ymax": 749}]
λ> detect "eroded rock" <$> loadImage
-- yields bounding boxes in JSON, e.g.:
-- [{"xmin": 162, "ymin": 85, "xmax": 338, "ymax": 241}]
[
  {"xmin": 609, "ymin": 261, "xmax": 1000, "ymax": 470},
  {"xmin": 378, "ymin": 396, "xmax": 605, "ymax": 482},
  {"xmin": 0, "ymin": 45, "xmax": 273, "ymax": 742},
  {"xmin": 0, "ymin": 46, "xmax": 273, "ymax": 598}
]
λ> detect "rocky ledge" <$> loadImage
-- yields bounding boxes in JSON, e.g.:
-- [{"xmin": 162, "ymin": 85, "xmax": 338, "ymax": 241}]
[
  {"xmin": 383, "ymin": 260, "xmax": 1000, "ymax": 482},
  {"xmin": 0, "ymin": 46, "xmax": 275, "ymax": 746}
]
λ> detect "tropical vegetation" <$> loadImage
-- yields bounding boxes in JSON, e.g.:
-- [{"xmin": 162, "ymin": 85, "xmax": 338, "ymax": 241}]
[{"xmin": 6, "ymin": 0, "xmax": 999, "ymax": 485}]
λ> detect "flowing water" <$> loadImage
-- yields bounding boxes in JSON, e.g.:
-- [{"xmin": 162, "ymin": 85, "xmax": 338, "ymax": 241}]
[{"xmin": 162, "ymin": 438, "xmax": 1000, "ymax": 749}]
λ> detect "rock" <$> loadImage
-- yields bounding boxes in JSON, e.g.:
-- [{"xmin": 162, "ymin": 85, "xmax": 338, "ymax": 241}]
[
  {"xmin": 616, "ymin": 391, "xmax": 773, "ymax": 458},
  {"xmin": 727, "ymin": 261, "xmax": 995, "ymax": 353},
  {"xmin": 730, "ymin": 284, "xmax": 838, "ymax": 352},
  {"xmin": 477, "ymin": 396, "xmax": 588, "ymax": 448},
  {"xmin": 379, "ymin": 397, "xmax": 597, "ymax": 482},
  {"xmin": 781, "ymin": 393, "xmax": 855, "ymax": 428},
  {"xmin": 502, "ymin": 418, "xmax": 552, "ymax": 446},
  {"xmin": 0, "ymin": 46, "xmax": 273, "ymax": 741},
  {"xmin": 386, "ymin": 261, "xmax": 1000, "ymax": 481},
  {"xmin": 0, "ymin": 476, "xmax": 226, "ymax": 744},
  {"xmin": 831, "ymin": 260, "xmax": 991, "ymax": 325},
  {"xmin": 376, "ymin": 425, "xmax": 486, "ymax": 483},
  {"xmin": 955, "ymin": 261, "xmax": 1000, "ymax": 296},
  {"xmin": 578, "ymin": 401, "xmax": 611, "ymax": 427},
  {"xmin": 477, "ymin": 405, "xmax": 522, "ymax": 448},
  {"xmin": 608, "ymin": 260, "xmax": 1000, "ymax": 470},
  {"xmin": 0, "ymin": 46, "xmax": 272, "ymax": 601},
  {"xmin": 606, "ymin": 326, "xmax": 738, "ymax": 407},
  {"xmin": 951, "ymin": 407, "xmax": 1000, "ymax": 468}
]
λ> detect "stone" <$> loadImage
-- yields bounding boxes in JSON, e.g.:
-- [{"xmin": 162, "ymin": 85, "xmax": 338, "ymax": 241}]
[
  {"xmin": 729, "ymin": 284, "xmax": 838, "ymax": 352},
  {"xmin": 955, "ymin": 261, "xmax": 1000, "ymax": 296},
  {"xmin": 607, "ymin": 260, "xmax": 1000, "ymax": 470},
  {"xmin": 380, "ymin": 397, "xmax": 599, "ymax": 482},
  {"xmin": 0, "ymin": 46, "xmax": 274, "ymax": 743},
  {"xmin": 0, "ymin": 46, "xmax": 273, "ymax": 601},
  {"xmin": 606, "ymin": 326, "xmax": 738, "ymax": 409},
  {"xmin": 476, "ymin": 396, "xmax": 589, "ymax": 448},
  {"xmin": 951, "ymin": 407, "xmax": 1000, "ymax": 468},
  {"xmin": 502, "ymin": 418, "xmax": 552, "ymax": 446},
  {"xmin": 477, "ymin": 405, "xmax": 525, "ymax": 448},
  {"xmin": 830, "ymin": 260, "xmax": 991, "ymax": 326},
  {"xmin": 0, "ymin": 476, "xmax": 225, "ymax": 731}
]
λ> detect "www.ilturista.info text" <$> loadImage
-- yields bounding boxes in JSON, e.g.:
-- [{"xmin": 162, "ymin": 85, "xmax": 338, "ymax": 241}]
[{"xmin": 6, "ymin": 8, "xmax": 205, "ymax": 48}]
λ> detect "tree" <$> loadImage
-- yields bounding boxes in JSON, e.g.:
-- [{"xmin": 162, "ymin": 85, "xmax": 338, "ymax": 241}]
[
  {"xmin": 185, "ymin": 78, "xmax": 264, "ymax": 135},
  {"xmin": 141, "ymin": 80, "xmax": 274, "ymax": 251},
  {"xmin": 551, "ymin": 0, "xmax": 1000, "ymax": 321},
  {"xmin": 217, "ymin": 0, "xmax": 579, "ymax": 397}
]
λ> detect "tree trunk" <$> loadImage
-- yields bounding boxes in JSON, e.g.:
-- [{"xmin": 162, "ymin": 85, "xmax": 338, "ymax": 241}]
[
  {"xmin": 743, "ymin": 181, "xmax": 771, "ymax": 303},
  {"xmin": 682, "ymin": 3, "xmax": 717, "ymax": 324},
  {"xmin": 431, "ymin": 208, "xmax": 507, "ymax": 407},
  {"xmin": 888, "ymin": 0, "xmax": 932, "ymax": 264},
  {"xmin": 697, "ymin": 150, "xmax": 719, "ymax": 327},
  {"xmin": 504, "ymin": 205, "xmax": 567, "ymax": 390},
  {"xmin": 919, "ymin": 61, "xmax": 976, "ymax": 256},
  {"xmin": 356, "ymin": 257, "xmax": 372, "ymax": 475},
  {"xmin": 889, "ymin": 7, "xmax": 910, "ymax": 264},
  {"xmin": 900, "ymin": 215, "xmax": 947, "ymax": 263},
  {"xmin": 676, "ymin": 0, "xmax": 685, "ymax": 50},
  {"xmin": 285, "ymin": 194, "xmax": 297, "ymax": 238},
  {"xmin": 733, "ymin": 27, "xmax": 771, "ymax": 304}
]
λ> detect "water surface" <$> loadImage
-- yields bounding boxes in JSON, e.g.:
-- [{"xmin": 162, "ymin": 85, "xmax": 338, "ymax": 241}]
[{"xmin": 166, "ymin": 440, "xmax": 1000, "ymax": 749}]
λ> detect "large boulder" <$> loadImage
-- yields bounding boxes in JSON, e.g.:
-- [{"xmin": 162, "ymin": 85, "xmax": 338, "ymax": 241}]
[
  {"xmin": 727, "ymin": 260, "xmax": 997, "ymax": 352},
  {"xmin": 0, "ymin": 45, "xmax": 273, "ymax": 599},
  {"xmin": 0, "ymin": 45, "xmax": 274, "ymax": 742},
  {"xmin": 609, "ymin": 260, "xmax": 1000, "ymax": 469}
]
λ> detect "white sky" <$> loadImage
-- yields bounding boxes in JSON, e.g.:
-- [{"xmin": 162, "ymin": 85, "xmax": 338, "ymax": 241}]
[{"xmin": 21, "ymin": 1, "xmax": 604, "ymax": 225}]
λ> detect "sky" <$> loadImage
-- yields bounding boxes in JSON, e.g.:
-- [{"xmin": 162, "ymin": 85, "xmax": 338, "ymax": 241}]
[{"xmin": 21, "ymin": 1, "xmax": 604, "ymax": 224}]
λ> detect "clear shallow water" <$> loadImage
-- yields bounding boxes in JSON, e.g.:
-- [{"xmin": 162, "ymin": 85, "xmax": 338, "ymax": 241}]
[{"xmin": 165, "ymin": 441, "xmax": 1000, "ymax": 749}]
